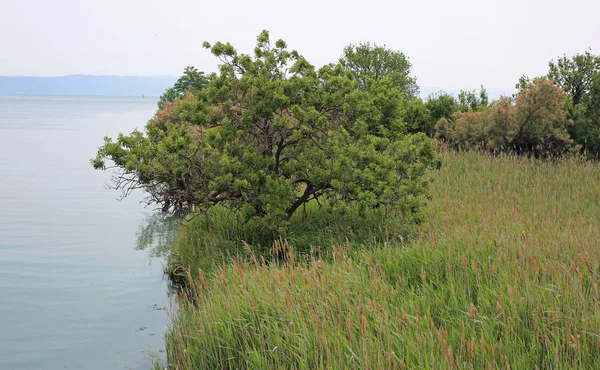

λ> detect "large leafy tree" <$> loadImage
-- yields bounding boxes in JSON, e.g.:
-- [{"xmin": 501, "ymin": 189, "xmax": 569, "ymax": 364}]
[
  {"xmin": 339, "ymin": 44, "xmax": 434, "ymax": 136},
  {"xmin": 548, "ymin": 50, "xmax": 600, "ymax": 106},
  {"xmin": 340, "ymin": 42, "xmax": 419, "ymax": 99},
  {"xmin": 547, "ymin": 50, "xmax": 600, "ymax": 156},
  {"xmin": 92, "ymin": 31, "xmax": 435, "ymax": 234}
]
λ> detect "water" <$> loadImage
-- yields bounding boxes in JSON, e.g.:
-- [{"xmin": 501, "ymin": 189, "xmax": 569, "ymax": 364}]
[{"xmin": 0, "ymin": 96, "xmax": 172, "ymax": 369}]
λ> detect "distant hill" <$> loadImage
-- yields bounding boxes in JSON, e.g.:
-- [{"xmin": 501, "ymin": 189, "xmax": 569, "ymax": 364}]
[{"xmin": 0, "ymin": 75, "xmax": 178, "ymax": 97}]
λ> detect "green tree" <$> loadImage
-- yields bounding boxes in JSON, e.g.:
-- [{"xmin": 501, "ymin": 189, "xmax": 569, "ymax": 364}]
[
  {"xmin": 340, "ymin": 42, "xmax": 418, "ymax": 98},
  {"xmin": 426, "ymin": 91, "xmax": 457, "ymax": 139},
  {"xmin": 158, "ymin": 66, "xmax": 212, "ymax": 109},
  {"xmin": 426, "ymin": 91, "xmax": 457, "ymax": 120},
  {"xmin": 574, "ymin": 72, "xmax": 600, "ymax": 156},
  {"xmin": 403, "ymin": 98, "xmax": 433, "ymax": 135},
  {"xmin": 157, "ymin": 87, "xmax": 180, "ymax": 109},
  {"xmin": 514, "ymin": 75, "xmax": 532, "ymax": 97},
  {"xmin": 457, "ymin": 86, "xmax": 489, "ymax": 112},
  {"xmin": 92, "ymin": 31, "xmax": 435, "ymax": 235},
  {"xmin": 548, "ymin": 49, "xmax": 600, "ymax": 105},
  {"xmin": 547, "ymin": 50, "xmax": 600, "ymax": 157},
  {"xmin": 586, "ymin": 73, "xmax": 600, "ymax": 124}
]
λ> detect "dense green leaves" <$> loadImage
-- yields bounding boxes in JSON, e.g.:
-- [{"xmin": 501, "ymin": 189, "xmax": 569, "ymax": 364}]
[
  {"xmin": 403, "ymin": 98, "xmax": 433, "ymax": 135},
  {"xmin": 425, "ymin": 91, "xmax": 457, "ymax": 138},
  {"xmin": 340, "ymin": 42, "xmax": 419, "ymax": 99},
  {"xmin": 158, "ymin": 66, "xmax": 212, "ymax": 109},
  {"xmin": 547, "ymin": 50, "xmax": 600, "ymax": 157},
  {"xmin": 457, "ymin": 86, "xmax": 489, "ymax": 112},
  {"xmin": 93, "ymin": 31, "xmax": 435, "ymax": 235},
  {"xmin": 548, "ymin": 50, "xmax": 600, "ymax": 106}
]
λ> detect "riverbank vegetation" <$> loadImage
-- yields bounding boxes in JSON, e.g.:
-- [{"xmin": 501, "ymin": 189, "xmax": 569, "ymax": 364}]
[
  {"xmin": 164, "ymin": 150, "xmax": 600, "ymax": 369},
  {"xmin": 92, "ymin": 31, "xmax": 600, "ymax": 368}
]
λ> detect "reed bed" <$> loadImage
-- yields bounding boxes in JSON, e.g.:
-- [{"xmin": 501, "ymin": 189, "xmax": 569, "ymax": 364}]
[{"xmin": 164, "ymin": 151, "xmax": 600, "ymax": 369}]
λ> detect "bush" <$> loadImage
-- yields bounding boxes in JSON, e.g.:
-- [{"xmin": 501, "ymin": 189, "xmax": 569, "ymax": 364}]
[{"xmin": 435, "ymin": 77, "xmax": 573, "ymax": 157}]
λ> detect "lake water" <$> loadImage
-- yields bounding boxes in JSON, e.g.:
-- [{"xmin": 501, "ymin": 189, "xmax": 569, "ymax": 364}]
[{"xmin": 0, "ymin": 96, "xmax": 172, "ymax": 369}]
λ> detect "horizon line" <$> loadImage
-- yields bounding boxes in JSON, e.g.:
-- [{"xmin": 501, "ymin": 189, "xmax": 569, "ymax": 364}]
[{"xmin": 0, "ymin": 74, "xmax": 179, "ymax": 78}]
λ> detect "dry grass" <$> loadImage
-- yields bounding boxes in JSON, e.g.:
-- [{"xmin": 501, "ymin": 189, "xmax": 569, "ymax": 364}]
[{"xmin": 164, "ymin": 151, "xmax": 600, "ymax": 369}]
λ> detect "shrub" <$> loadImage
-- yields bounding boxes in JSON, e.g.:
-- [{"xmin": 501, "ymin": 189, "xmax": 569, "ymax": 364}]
[{"xmin": 435, "ymin": 77, "xmax": 573, "ymax": 157}]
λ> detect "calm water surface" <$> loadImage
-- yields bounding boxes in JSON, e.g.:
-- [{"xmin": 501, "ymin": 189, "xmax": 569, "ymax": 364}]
[{"xmin": 0, "ymin": 96, "xmax": 171, "ymax": 369}]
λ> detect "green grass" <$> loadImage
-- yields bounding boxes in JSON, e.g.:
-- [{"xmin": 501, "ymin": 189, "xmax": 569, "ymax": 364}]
[
  {"xmin": 163, "ymin": 150, "xmax": 600, "ymax": 369},
  {"xmin": 167, "ymin": 198, "xmax": 419, "ymax": 279}
]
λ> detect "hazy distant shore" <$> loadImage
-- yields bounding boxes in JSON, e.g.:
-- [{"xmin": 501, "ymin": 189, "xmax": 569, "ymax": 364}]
[
  {"xmin": 0, "ymin": 75, "xmax": 178, "ymax": 97},
  {"xmin": 0, "ymin": 75, "xmax": 512, "ymax": 100}
]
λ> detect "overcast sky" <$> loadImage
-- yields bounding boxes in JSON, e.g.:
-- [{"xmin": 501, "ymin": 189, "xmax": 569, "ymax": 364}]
[{"xmin": 1, "ymin": 0, "xmax": 599, "ymax": 91}]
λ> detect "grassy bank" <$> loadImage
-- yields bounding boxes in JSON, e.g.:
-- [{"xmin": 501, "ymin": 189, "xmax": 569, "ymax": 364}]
[
  {"xmin": 163, "ymin": 151, "xmax": 600, "ymax": 369},
  {"xmin": 167, "ymin": 195, "xmax": 420, "ymax": 278}
]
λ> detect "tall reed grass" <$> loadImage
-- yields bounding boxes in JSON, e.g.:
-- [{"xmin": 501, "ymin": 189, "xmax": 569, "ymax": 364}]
[{"xmin": 164, "ymin": 151, "xmax": 600, "ymax": 369}]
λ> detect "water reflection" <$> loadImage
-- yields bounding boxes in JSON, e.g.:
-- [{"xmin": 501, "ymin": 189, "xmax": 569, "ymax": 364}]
[{"xmin": 135, "ymin": 213, "xmax": 180, "ymax": 259}]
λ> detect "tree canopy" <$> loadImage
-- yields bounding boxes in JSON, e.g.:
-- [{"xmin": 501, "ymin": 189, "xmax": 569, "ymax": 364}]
[
  {"xmin": 425, "ymin": 91, "xmax": 457, "ymax": 131},
  {"xmin": 547, "ymin": 50, "xmax": 600, "ymax": 157},
  {"xmin": 92, "ymin": 31, "xmax": 435, "ymax": 234},
  {"xmin": 340, "ymin": 42, "xmax": 419, "ymax": 99},
  {"xmin": 457, "ymin": 86, "xmax": 489, "ymax": 112},
  {"xmin": 158, "ymin": 66, "xmax": 212, "ymax": 109},
  {"xmin": 548, "ymin": 50, "xmax": 600, "ymax": 106}
]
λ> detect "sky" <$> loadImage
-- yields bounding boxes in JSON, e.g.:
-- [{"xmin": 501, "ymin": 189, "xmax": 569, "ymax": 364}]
[{"xmin": 1, "ymin": 0, "xmax": 599, "ymax": 92}]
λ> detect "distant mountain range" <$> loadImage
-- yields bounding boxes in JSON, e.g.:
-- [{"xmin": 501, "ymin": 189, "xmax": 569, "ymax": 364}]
[
  {"xmin": 0, "ymin": 74, "xmax": 512, "ymax": 100},
  {"xmin": 0, "ymin": 75, "xmax": 178, "ymax": 97}
]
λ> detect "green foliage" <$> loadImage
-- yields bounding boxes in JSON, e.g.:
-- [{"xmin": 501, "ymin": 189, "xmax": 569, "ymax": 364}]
[
  {"xmin": 580, "ymin": 73, "xmax": 600, "ymax": 156},
  {"xmin": 158, "ymin": 66, "xmax": 212, "ymax": 109},
  {"xmin": 425, "ymin": 91, "xmax": 457, "ymax": 138},
  {"xmin": 436, "ymin": 77, "xmax": 573, "ymax": 157},
  {"xmin": 457, "ymin": 86, "xmax": 489, "ymax": 112},
  {"xmin": 403, "ymin": 98, "xmax": 434, "ymax": 135},
  {"xmin": 157, "ymin": 87, "xmax": 179, "ymax": 109},
  {"xmin": 340, "ymin": 42, "xmax": 419, "ymax": 99},
  {"xmin": 548, "ymin": 49, "xmax": 600, "ymax": 105},
  {"xmin": 93, "ymin": 31, "xmax": 436, "ymax": 238},
  {"xmin": 514, "ymin": 75, "xmax": 532, "ymax": 97},
  {"xmin": 548, "ymin": 50, "xmax": 600, "ymax": 156},
  {"xmin": 168, "ymin": 199, "xmax": 417, "ymax": 279},
  {"xmin": 586, "ymin": 72, "xmax": 600, "ymax": 119},
  {"xmin": 426, "ymin": 87, "xmax": 489, "ymax": 139},
  {"xmin": 92, "ymin": 93, "xmax": 205, "ymax": 211},
  {"xmin": 566, "ymin": 102, "xmax": 600, "ymax": 157}
]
